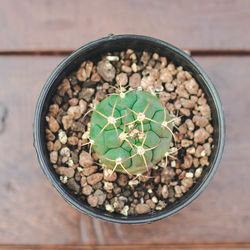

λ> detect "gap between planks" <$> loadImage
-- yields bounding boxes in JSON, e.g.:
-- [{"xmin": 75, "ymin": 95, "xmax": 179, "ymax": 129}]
[
  {"xmin": 1, "ymin": 49, "xmax": 250, "ymax": 57},
  {"xmin": 1, "ymin": 242, "xmax": 250, "ymax": 249}
]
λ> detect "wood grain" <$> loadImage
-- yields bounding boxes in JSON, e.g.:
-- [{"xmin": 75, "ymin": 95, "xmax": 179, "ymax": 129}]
[
  {"xmin": 1, "ymin": 0, "xmax": 250, "ymax": 51},
  {"xmin": 80, "ymin": 56, "xmax": 250, "ymax": 244},
  {"xmin": 0, "ymin": 55, "xmax": 250, "ymax": 244},
  {"xmin": 1, "ymin": 242, "xmax": 250, "ymax": 250},
  {"xmin": 0, "ymin": 56, "xmax": 82, "ymax": 244}
]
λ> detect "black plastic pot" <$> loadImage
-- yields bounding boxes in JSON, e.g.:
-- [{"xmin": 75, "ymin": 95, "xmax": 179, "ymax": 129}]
[{"xmin": 33, "ymin": 34, "xmax": 225, "ymax": 224}]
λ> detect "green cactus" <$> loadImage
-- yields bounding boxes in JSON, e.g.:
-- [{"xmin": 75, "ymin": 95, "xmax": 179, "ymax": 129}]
[{"xmin": 89, "ymin": 90, "xmax": 173, "ymax": 175}]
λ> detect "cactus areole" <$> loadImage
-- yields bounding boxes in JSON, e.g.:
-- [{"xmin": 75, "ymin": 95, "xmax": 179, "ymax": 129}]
[{"xmin": 90, "ymin": 90, "xmax": 173, "ymax": 175}]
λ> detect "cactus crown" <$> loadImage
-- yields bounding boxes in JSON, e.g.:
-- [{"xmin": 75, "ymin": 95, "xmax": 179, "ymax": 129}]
[{"xmin": 89, "ymin": 89, "xmax": 173, "ymax": 175}]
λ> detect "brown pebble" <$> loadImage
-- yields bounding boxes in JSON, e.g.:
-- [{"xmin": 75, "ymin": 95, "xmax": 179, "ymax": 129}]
[
  {"xmin": 159, "ymin": 92, "xmax": 171, "ymax": 104},
  {"xmin": 67, "ymin": 106, "xmax": 82, "ymax": 120},
  {"xmin": 82, "ymin": 185, "xmax": 93, "ymax": 195},
  {"xmin": 160, "ymin": 68, "xmax": 173, "ymax": 83},
  {"xmin": 180, "ymin": 108, "xmax": 191, "ymax": 116},
  {"xmin": 116, "ymin": 73, "xmax": 128, "ymax": 86},
  {"xmin": 48, "ymin": 116, "xmax": 60, "ymax": 133},
  {"xmin": 91, "ymin": 73, "xmax": 101, "ymax": 82},
  {"xmin": 79, "ymin": 88, "xmax": 95, "ymax": 102},
  {"xmin": 176, "ymin": 71, "xmax": 186, "ymax": 82},
  {"xmin": 181, "ymin": 139, "xmax": 193, "ymax": 148},
  {"xmin": 55, "ymin": 167, "xmax": 75, "ymax": 178},
  {"xmin": 48, "ymin": 104, "xmax": 59, "ymax": 117},
  {"xmin": 53, "ymin": 139, "xmax": 62, "ymax": 151},
  {"xmin": 194, "ymin": 128, "xmax": 210, "ymax": 143},
  {"xmin": 47, "ymin": 141, "xmax": 53, "ymax": 151},
  {"xmin": 97, "ymin": 60, "xmax": 116, "ymax": 82},
  {"xmin": 185, "ymin": 119, "xmax": 195, "ymax": 131},
  {"xmin": 80, "ymin": 176, "xmax": 87, "ymax": 186},
  {"xmin": 117, "ymin": 174, "xmax": 128, "ymax": 187},
  {"xmin": 199, "ymin": 104, "xmax": 211, "ymax": 119},
  {"xmin": 82, "ymin": 166, "xmax": 98, "ymax": 176},
  {"xmin": 193, "ymin": 115, "xmax": 209, "ymax": 128},
  {"xmin": 87, "ymin": 173, "xmax": 103, "ymax": 185},
  {"xmin": 103, "ymin": 82, "xmax": 110, "ymax": 90},
  {"xmin": 135, "ymin": 204, "xmax": 151, "ymax": 214},
  {"xmin": 94, "ymin": 190, "xmax": 106, "ymax": 205},
  {"xmin": 193, "ymin": 157, "xmax": 200, "ymax": 168},
  {"xmin": 68, "ymin": 136, "xmax": 78, "ymax": 146},
  {"xmin": 180, "ymin": 98, "xmax": 195, "ymax": 109},
  {"xmin": 121, "ymin": 65, "xmax": 132, "ymax": 74},
  {"xmin": 46, "ymin": 129, "xmax": 55, "ymax": 141},
  {"xmin": 181, "ymin": 177, "xmax": 193, "ymax": 188},
  {"xmin": 50, "ymin": 151, "xmax": 58, "ymax": 164},
  {"xmin": 79, "ymin": 100, "xmax": 88, "ymax": 114},
  {"xmin": 200, "ymin": 156, "xmax": 209, "ymax": 166},
  {"xmin": 146, "ymin": 199, "xmax": 155, "ymax": 209},
  {"xmin": 85, "ymin": 61, "xmax": 93, "ymax": 78},
  {"xmin": 76, "ymin": 67, "xmax": 87, "ymax": 82},
  {"xmin": 182, "ymin": 155, "xmax": 193, "ymax": 169},
  {"xmin": 87, "ymin": 195, "xmax": 98, "ymax": 207},
  {"xmin": 184, "ymin": 79, "xmax": 199, "ymax": 94},
  {"xmin": 206, "ymin": 124, "xmax": 214, "ymax": 134},
  {"xmin": 161, "ymin": 185, "xmax": 169, "ymax": 199},
  {"xmin": 165, "ymin": 83, "xmax": 175, "ymax": 92},
  {"xmin": 95, "ymin": 90, "xmax": 106, "ymax": 101},
  {"xmin": 79, "ymin": 151, "xmax": 94, "ymax": 167},
  {"xmin": 67, "ymin": 178, "xmax": 80, "ymax": 194},
  {"xmin": 176, "ymin": 85, "xmax": 189, "ymax": 98},
  {"xmin": 62, "ymin": 115, "xmax": 73, "ymax": 130},
  {"xmin": 195, "ymin": 145, "xmax": 205, "ymax": 158},
  {"xmin": 203, "ymin": 143, "xmax": 211, "ymax": 156},
  {"xmin": 104, "ymin": 168, "xmax": 117, "ymax": 181},
  {"xmin": 68, "ymin": 98, "xmax": 78, "ymax": 106},
  {"xmin": 58, "ymin": 78, "xmax": 70, "ymax": 96},
  {"xmin": 129, "ymin": 73, "xmax": 141, "ymax": 88}
]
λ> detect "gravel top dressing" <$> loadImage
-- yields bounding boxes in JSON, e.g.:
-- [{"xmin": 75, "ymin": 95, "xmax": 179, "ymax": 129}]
[{"xmin": 45, "ymin": 49, "xmax": 214, "ymax": 216}]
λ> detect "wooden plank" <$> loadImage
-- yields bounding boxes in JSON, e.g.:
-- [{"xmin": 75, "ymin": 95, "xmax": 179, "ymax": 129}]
[
  {"xmin": 0, "ymin": 55, "xmax": 249, "ymax": 244},
  {"xmin": 1, "ymin": 243, "xmax": 250, "ymax": 250},
  {"xmin": 1, "ymin": 0, "xmax": 250, "ymax": 51},
  {"xmin": 80, "ymin": 56, "xmax": 250, "ymax": 244},
  {"xmin": 0, "ymin": 56, "xmax": 83, "ymax": 244}
]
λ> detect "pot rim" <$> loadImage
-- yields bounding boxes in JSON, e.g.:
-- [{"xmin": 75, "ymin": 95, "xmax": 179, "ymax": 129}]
[{"xmin": 33, "ymin": 34, "xmax": 225, "ymax": 224}]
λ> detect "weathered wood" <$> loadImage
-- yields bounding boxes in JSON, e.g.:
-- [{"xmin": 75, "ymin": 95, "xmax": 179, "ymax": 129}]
[
  {"xmin": 0, "ymin": 56, "xmax": 82, "ymax": 244},
  {"xmin": 0, "ymin": 55, "xmax": 250, "ymax": 244},
  {"xmin": 80, "ymin": 56, "xmax": 250, "ymax": 244},
  {"xmin": 1, "ymin": 0, "xmax": 250, "ymax": 51},
  {"xmin": 1, "ymin": 242, "xmax": 250, "ymax": 249}
]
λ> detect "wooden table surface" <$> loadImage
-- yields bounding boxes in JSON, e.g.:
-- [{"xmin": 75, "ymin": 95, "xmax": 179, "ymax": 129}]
[{"xmin": 0, "ymin": 1, "xmax": 250, "ymax": 249}]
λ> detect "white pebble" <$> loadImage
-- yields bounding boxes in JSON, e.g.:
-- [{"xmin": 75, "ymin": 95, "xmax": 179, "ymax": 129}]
[
  {"xmin": 60, "ymin": 176, "xmax": 68, "ymax": 184},
  {"xmin": 152, "ymin": 196, "xmax": 158, "ymax": 203},
  {"xmin": 105, "ymin": 204, "xmax": 114, "ymax": 213},
  {"xmin": 106, "ymin": 55, "xmax": 119, "ymax": 61},
  {"xmin": 60, "ymin": 147, "xmax": 70, "ymax": 157},
  {"xmin": 131, "ymin": 63, "xmax": 138, "ymax": 72},
  {"xmin": 148, "ymin": 189, "xmax": 153, "ymax": 194},
  {"xmin": 128, "ymin": 179, "xmax": 139, "ymax": 187},
  {"xmin": 104, "ymin": 181, "xmax": 113, "ymax": 191},
  {"xmin": 67, "ymin": 158, "xmax": 74, "ymax": 167},
  {"xmin": 77, "ymin": 167, "xmax": 83, "ymax": 172},
  {"xmin": 58, "ymin": 130, "xmax": 67, "ymax": 144},
  {"xmin": 186, "ymin": 172, "xmax": 194, "ymax": 178},
  {"xmin": 195, "ymin": 168, "xmax": 203, "ymax": 178},
  {"xmin": 171, "ymin": 161, "xmax": 176, "ymax": 168},
  {"xmin": 201, "ymin": 150, "xmax": 206, "ymax": 157},
  {"xmin": 120, "ymin": 205, "xmax": 129, "ymax": 216}
]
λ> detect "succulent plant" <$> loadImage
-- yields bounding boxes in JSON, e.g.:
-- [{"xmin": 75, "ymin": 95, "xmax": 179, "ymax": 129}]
[{"xmin": 89, "ymin": 90, "xmax": 173, "ymax": 175}]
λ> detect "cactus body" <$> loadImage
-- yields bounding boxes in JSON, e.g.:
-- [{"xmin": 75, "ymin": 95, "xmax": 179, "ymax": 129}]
[{"xmin": 90, "ymin": 90, "xmax": 173, "ymax": 174}]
